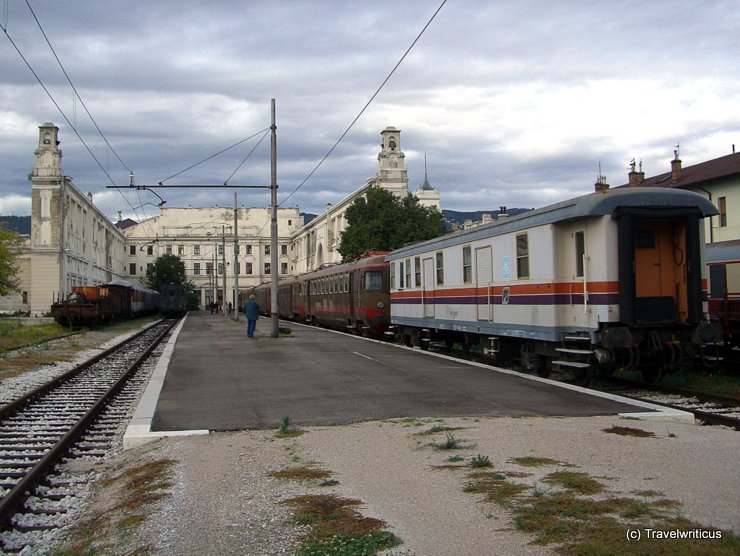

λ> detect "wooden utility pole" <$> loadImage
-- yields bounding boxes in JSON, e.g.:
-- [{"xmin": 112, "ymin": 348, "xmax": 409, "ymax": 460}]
[{"xmin": 270, "ymin": 99, "xmax": 279, "ymax": 338}]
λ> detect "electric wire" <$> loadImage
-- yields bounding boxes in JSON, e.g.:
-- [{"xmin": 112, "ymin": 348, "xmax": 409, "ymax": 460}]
[
  {"xmin": 278, "ymin": 0, "xmax": 447, "ymax": 209},
  {"xmin": 159, "ymin": 127, "xmax": 271, "ymax": 184},
  {"xmin": 224, "ymin": 129, "xmax": 270, "ymax": 185},
  {"xmin": 24, "ymin": 0, "xmax": 131, "ymax": 174}
]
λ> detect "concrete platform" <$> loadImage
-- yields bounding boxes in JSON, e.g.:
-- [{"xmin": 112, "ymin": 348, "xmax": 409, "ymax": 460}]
[{"xmin": 123, "ymin": 311, "xmax": 692, "ymax": 448}]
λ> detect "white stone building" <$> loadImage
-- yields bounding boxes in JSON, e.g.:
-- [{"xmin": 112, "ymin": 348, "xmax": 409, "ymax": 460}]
[
  {"xmin": 29, "ymin": 123, "xmax": 127, "ymax": 315},
  {"xmin": 291, "ymin": 126, "xmax": 440, "ymax": 273}
]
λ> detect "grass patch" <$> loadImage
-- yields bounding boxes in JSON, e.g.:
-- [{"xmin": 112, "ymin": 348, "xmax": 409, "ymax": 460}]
[
  {"xmin": 511, "ymin": 456, "xmax": 563, "ymax": 467},
  {"xmin": 0, "ymin": 320, "xmax": 72, "ymax": 352},
  {"xmin": 446, "ymin": 454, "xmax": 465, "ymax": 463},
  {"xmin": 461, "ymin": 466, "xmax": 740, "ymax": 555},
  {"xmin": 603, "ymin": 425, "xmax": 656, "ymax": 438},
  {"xmin": 52, "ymin": 458, "xmax": 176, "ymax": 555},
  {"xmin": 282, "ymin": 494, "xmax": 400, "ymax": 555},
  {"xmin": 269, "ymin": 466, "xmax": 333, "ymax": 482},
  {"xmin": 275, "ymin": 416, "xmax": 305, "ymax": 438},
  {"xmin": 543, "ymin": 471, "xmax": 604, "ymax": 495}
]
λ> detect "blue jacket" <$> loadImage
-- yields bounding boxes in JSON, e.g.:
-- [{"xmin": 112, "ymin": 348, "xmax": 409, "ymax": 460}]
[{"xmin": 244, "ymin": 299, "xmax": 259, "ymax": 320}]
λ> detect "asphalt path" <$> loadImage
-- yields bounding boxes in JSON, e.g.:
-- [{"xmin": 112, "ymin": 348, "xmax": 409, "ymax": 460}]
[{"xmin": 151, "ymin": 311, "xmax": 643, "ymax": 432}]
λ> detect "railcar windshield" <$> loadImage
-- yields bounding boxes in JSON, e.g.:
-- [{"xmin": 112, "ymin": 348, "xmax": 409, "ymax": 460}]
[{"xmin": 364, "ymin": 271, "xmax": 383, "ymax": 291}]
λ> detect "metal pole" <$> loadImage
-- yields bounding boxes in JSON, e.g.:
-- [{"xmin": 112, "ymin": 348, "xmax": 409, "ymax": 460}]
[
  {"xmin": 212, "ymin": 247, "xmax": 217, "ymax": 311},
  {"xmin": 270, "ymin": 98, "xmax": 279, "ymax": 338},
  {"xmin": 233, "ymin": 192, "xmax": 240, "ymax": 321},
  {"xmin": 222, "ymin": 225, "xmax": 227, "ymax": 317}
]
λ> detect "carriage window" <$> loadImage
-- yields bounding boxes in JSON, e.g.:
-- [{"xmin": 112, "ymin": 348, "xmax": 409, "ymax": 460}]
[
  {"xmin": 390, "ymin": 262, "xmax": 396, "ymax": 289},
  {"xmin": 364, "ymin": 271, "xmax": 383, "ymax": 291},
  {"xmin": 436, "ymin": 252, "xmax": 444, "ymax": 285},
  {"xmin": 415, "ymin": 257, "xmax": 421, "ymax": 287},
  {"xmin": 399, "ymin": 262, "xmax": 405, "ymax": 288},
  {"xmin": 345, "ymin": 275, "xmax": 349, "ymax": 292},
  {"xmin": 516, "ymin": 233, "xmax": 529, "ymax": 279},
  {"xmin": 575, "ymin": 231, "xmax": 585, "ymax": 278},
  {"xmin": 405, "ymin": 259, "xmax": 411, "ymax": 289},
  {"xmin": 462, "ymin": 246, "xmax": 472, "ymax": 283}
]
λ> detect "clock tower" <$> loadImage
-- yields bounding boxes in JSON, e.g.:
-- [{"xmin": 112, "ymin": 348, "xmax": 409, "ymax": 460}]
[{"xmin": 376, "ymin": 127, "xmax": 409, "ymax": 198}]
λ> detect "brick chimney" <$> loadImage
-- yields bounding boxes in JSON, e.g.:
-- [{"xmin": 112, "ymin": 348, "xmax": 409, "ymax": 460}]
[
  {"xmin": 627, "ymin": 159, "xmax": 644, "ymax": 187},
  {"xmin": 671, "ymin": 149, "xmax": 682, "ymax": 182},
  {"xmin": 594, "ymin": 175, "xmax": 609, "ymax": 193}
]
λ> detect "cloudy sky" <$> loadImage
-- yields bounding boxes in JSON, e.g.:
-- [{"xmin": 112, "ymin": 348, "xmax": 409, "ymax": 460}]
[{"xmin": 1, "ymin": 0, "xmax": 738, "ymax": 223}]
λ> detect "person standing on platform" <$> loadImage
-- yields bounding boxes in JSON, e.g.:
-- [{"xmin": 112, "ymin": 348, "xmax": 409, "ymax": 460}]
[{"xmin": 244, "ymin": 294, "xmax": 259, "ymax": 338}]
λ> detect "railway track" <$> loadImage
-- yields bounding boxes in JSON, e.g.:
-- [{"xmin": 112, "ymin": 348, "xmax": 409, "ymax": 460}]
[
  {"xmin": 0, "ymin": 319, "xmax": 177, "ymax": 553},
  {"xmin": 592, "ymin": 376, "xmax": 740, "ymax": 430}
]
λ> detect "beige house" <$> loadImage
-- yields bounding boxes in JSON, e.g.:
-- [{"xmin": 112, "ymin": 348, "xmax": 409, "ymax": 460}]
[
  {"xmin": 122, "ymin": 205, "xmax": 301, "ymax": 310},
  {"xmin": 28, "ymin": 123, "xmax": 127, "ymax": 316},
  {"xmin": 291, "ymin": 127, "xmax": 440, "ymax": 274}
]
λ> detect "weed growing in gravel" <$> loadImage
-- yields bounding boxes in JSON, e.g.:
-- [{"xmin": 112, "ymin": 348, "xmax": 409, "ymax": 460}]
[
  {"xmin": 282, "ymin": 494, "xmax": 400, "ymax": 556},
  {"xmin": 603, "ymin": 425, "xmax": 656, "ymax": 438},
  {"xmin": 269, "ymin": 466, "xmax": 333, "ymax": 482},
  {"xmin": 447, "ymin": 455, "xmax": 465, "ymax": 463},
  {"xmin": 470, "ymin": 454, "xmax": 493, "ymax": 469},
  {"xmin": 414, "ymin": 425, "xmax": 465, "ymax": 436},
  {"xmin": 276, "ymin": 416, "xmax": 305, "ymax": 438},
  {"xmin": 432, "ymin": 433, "xmax": 473, "ymax": 451},
  {"xmin": 510, "ymin": 456, "xmax": 563, "ymax": 467}
]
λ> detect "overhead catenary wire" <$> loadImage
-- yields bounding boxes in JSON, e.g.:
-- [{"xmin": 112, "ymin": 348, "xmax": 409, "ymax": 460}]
[
  {"xmin": 224, "ymin": 128, "xmax": 270, "ymax": 185},
  {"xmin": 278, "ymin": 0, "xmax": 447, "ymax": 209}
]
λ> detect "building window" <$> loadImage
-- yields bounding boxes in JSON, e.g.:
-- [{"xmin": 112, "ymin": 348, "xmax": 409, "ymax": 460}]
[
  {"xmin": 129, "ymin": 263, "xmax": 136, "ymax": 275},
  {"xmin": 516, "ymin": 233, "xmax": 529, "ymax": 279},
  {"xmin": 194, "ymin": 262, "xmax": 201, "ymax": 275},
  {"xmin": 718, "ymin": 196, "xmax": 727, "ymax": 227},
  {"xmin": 575, "ymin": 231, "xmax": 585, "ymax": 278},
  {"xmin": 166, "ymin": 245, "xmax": 172, "ymax": 255},
  {"xmin": 462, "ymin": 246, "xmax": 472, "ymax": 283},
  {"xmin": 218, "ymin": 263, "xmax": 224, "ymax": 275},
  {"xmin": 178, "ymin": 245, "xmax": 184, "ymax": 255},
  {"xmin": 415, "ymin": 257, "xmax": 421, "ymax": 287},
  {"xmin": 436, "ymin": 252, "xmax": 444, "ymax": 286},
  {"xmin": 147, "ymin": 245, "xmax": 153, "ymax": 256},
  {"xmin": 22, "ymin": 291, "xmax": 27, "ymax": 304},
  {"xmin": 245, "ymin": 262, "xmax": 253, "ymax": 274},
  {"xmin": 264, "ymin": 263, "xmax": 271, "ymax": 274},
  {"xmin": 281, "ymin": 262, "xmax": 288, "ymax": 274},
  {"xmin": 206, "ymin": 262, "xmax": 213, "ymax": 275},
  {"xmin": 245, "ymin": 244, "xmax": 252, "ymax": 254},
  {"xmin": 193, "ymin": 245, "xmax": 200, "ymax": 255},
  {"xmin": 281, "ymin": 244, "xmax": 288, "ymax": 255},
  {"xmin": 218, "ymin": 244, "xmax": 224, "ymax": 256},
  {"xmin": 129, "ymin": 245, "xmax": 136, "ymax": 255},
  {"xmin": 264, "ymin": 245, "xmax": 270, "ymax": 255}
]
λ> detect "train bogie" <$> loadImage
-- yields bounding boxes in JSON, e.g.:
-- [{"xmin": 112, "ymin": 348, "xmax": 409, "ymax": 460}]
[{"xmin": 387, "ymin": 187, "xmax": 719, "ymax": 384}]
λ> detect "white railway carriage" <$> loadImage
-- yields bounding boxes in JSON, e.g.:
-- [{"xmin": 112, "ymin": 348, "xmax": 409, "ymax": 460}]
[{"xmin": 387, "ymin": 187, "xmax": 718, "ymax": 384}]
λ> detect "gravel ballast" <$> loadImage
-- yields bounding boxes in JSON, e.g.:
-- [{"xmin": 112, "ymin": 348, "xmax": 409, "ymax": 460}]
[{"xmin": 77, "ymin": 414, "xmax": 738, "ymax": 555}]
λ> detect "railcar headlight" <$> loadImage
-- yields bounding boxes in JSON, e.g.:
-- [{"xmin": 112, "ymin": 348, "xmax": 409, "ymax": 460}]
[{"xmin": 377, "ymin": 301, "xmax": 385, "ymax": 309}]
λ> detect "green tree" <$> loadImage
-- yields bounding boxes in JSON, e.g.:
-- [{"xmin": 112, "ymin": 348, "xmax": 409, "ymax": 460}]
[
  {"xmin": 144, "ymin": 253, "xmax": 187, "ymax": 291},
  {"xmin": 338, "ymin": 186, "xmax": 445, "ymax": 262},
  {"xmin": 0, "ymin": 223, "xmax": 23, "ymax": 296}
]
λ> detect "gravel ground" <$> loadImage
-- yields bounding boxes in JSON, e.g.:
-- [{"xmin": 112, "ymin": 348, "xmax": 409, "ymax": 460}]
[{"xmin": 65, "ymin": 413, "xmax": 738, "ymax": 555}]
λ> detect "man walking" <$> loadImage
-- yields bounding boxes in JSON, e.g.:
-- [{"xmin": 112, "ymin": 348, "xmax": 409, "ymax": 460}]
[{"xmin": 243, "ymin": 294, "xmax": 259, "ymax": 338}]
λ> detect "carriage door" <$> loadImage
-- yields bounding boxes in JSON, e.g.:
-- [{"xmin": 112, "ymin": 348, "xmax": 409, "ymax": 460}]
[
  {"xmin": 633, "ymin": 220, "xmax": 688, "ymax": 324},
  {"xmin": 422, "ymin": 257, "xmax": 435, "ymax": 317},
  {"xmin": 476, "ymin": 246, "xmax": 493, "ymax": 321}
]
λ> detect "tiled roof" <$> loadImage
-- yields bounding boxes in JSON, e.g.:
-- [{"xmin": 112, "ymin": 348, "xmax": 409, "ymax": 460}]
[{"xmin": 619, "ymin": 152, "xmax": 740, "ymax": 189}]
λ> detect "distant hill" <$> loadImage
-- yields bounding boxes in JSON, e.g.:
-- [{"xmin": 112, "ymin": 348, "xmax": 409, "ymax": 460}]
[
  {"xmin": 0, "ymin": 215, "xmax": 31, "ymax": 235},
  {"xmin": 442, "ymin": 208, "xmax": 530, "ymax": 229}
]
